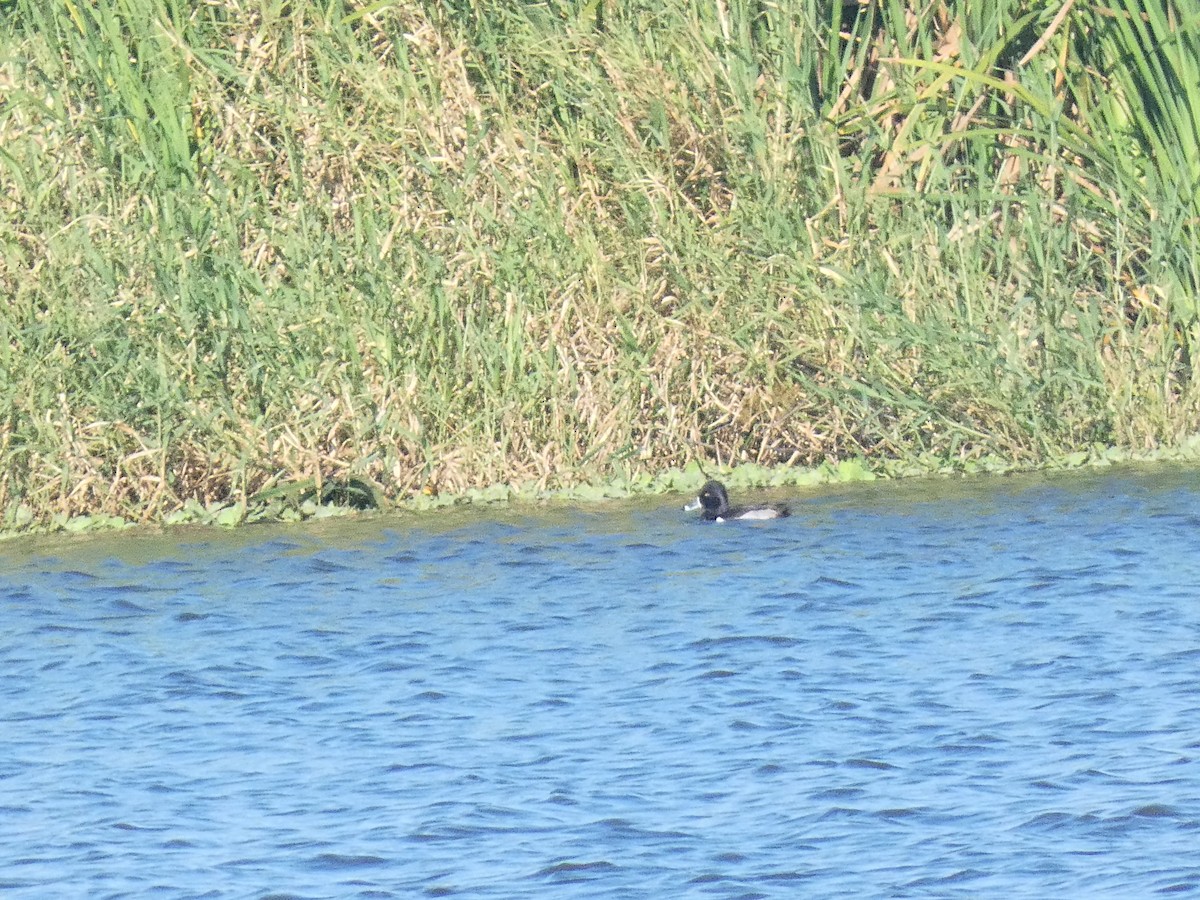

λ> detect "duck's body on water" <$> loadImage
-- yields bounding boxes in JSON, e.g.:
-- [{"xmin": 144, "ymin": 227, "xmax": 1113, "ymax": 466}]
[{"xmin": 684, "ymin": 480, "xmax": 790, "ymax": 522}]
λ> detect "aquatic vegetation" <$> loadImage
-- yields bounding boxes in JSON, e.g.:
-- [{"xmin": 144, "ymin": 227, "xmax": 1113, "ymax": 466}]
[{"xmin": 2, "ymin": 1, "xmax": 1199, "ymax": 533}]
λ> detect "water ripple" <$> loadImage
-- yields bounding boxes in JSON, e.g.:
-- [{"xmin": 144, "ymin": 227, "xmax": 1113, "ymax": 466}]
[{"xmin": 3, "ymin": 467, "xmax": 1200, "ymax": 896}]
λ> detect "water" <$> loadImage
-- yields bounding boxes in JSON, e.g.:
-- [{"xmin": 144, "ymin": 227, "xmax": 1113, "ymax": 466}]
[{"xmin": 3, "ymin": 467, "xmax": 1200, "ymax": 898}]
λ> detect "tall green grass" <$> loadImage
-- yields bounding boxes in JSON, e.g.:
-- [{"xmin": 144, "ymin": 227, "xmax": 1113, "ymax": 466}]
[{"xmin": 1, "ymin": 0, "xmax": 1198, "ymax": 527}]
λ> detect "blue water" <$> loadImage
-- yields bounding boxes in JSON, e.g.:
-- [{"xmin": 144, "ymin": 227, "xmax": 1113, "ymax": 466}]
[{"xmin": 3, "ymin": 467, "xmax": 1200, "ymax": 898}]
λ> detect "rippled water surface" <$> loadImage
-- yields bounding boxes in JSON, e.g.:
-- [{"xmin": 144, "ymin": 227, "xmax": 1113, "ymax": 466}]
[{"xmin": 4, "ymin": 467, "xmax": 1200, "ymax": 898}]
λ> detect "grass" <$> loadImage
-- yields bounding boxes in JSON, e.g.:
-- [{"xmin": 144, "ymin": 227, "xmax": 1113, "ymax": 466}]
[{"xmin": 2, "ymin": 0, "xmax": 1200, "ymax": 533}]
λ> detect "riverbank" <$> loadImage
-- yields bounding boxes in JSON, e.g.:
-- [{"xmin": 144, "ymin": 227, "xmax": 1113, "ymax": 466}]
[
  {"xmin": 9, "ymin": 440, "xmax": 1200, "ymax": 539},
  {"xmin": 4, "ymin": 1, "xmax": 1199, "ymax": 536}
]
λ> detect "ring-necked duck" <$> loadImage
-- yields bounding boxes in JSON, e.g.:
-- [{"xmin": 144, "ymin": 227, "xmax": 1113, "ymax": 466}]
[{"xmin": 683, "ymin": 480, "xmax": 790, "ymax": 522}]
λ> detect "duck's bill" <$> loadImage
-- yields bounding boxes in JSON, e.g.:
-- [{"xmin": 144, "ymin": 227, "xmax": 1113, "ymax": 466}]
[{"xmin": 682, "ymin": 497, "xmax": 702, "ymax": 512}]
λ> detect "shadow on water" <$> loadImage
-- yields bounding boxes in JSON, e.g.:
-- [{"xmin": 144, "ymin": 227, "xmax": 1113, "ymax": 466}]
[{"xmin": 3, "ymin": 464, "xmax": 1200, "ymax": 897}]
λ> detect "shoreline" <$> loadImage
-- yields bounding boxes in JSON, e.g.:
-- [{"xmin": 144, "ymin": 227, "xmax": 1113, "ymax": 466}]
[{"xmin": 6, "ymin": 438, "xmax": 1200, "ymax": 541}]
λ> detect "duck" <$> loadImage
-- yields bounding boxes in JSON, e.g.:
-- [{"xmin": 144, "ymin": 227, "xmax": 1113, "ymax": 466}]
[{"xmin": 683, "ymin": 480, "xmax": 790, "ymax": 522}]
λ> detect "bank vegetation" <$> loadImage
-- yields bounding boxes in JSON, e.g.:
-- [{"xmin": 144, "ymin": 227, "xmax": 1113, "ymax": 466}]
[{"xmin": 2, "ymin": 0, "xmax": 1199, "ymax": 529}]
